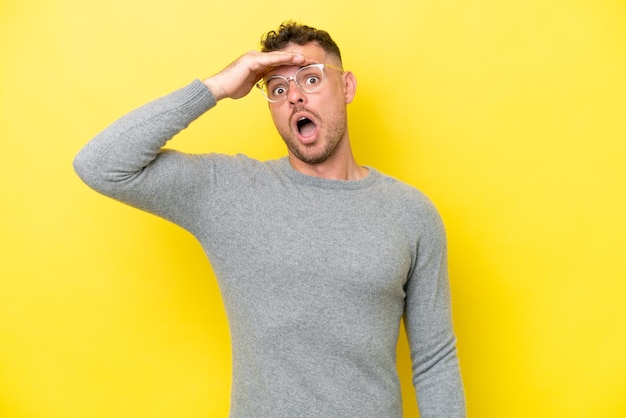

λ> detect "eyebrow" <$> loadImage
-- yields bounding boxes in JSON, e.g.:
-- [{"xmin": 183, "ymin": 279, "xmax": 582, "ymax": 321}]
[{"xmin": 265, "ymin": 63, "xmax": 323, "ymax": 78}]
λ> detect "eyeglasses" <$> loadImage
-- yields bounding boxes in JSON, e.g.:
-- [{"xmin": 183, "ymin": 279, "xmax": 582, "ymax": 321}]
[{"xmin": 256, "ymin": 63, "xmax": 343, "ymax": 103}]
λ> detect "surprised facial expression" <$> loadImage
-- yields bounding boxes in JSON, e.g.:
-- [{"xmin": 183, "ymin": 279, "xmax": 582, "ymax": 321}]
[{"xmin": 266, "ymin": 42, "xmax": 356, "ymax": 166}]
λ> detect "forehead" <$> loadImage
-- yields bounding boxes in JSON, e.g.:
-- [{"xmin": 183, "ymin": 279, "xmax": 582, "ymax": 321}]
[{"xmin": 281, "ymin": 41, "xmax": 327, "ymax": 59}]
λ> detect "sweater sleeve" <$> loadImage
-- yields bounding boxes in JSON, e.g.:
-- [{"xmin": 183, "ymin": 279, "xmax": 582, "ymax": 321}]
[
  {"xmin": 73, "ymin": 80, "xmax": 218, "ymax": 229},
  {"xmin": 403, "ymin": 202, "xmax": 467, "ymax": 418}
]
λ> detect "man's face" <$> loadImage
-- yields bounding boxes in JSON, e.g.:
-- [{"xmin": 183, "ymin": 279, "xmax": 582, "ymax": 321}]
[{"xmin": 265, "ymin": 42, "xmax": 355, "ymax": 167}]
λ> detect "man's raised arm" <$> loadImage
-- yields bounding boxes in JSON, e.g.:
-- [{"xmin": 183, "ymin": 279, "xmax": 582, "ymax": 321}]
[{"xmin": 73, "ymin": 51, "xmax": 309, "ymax": 214}]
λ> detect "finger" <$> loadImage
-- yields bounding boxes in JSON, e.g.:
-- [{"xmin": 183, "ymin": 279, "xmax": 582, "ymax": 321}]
[
  {"xmin": 251, "ymin": 54, "xmax": 314, "ymax": 81},
  {"xmin": 253, "ymin": 51, "xmax": 310, "ymax": 69}
]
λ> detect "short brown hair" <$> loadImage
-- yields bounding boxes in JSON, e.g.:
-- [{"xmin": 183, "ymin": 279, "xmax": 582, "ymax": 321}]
[{"xmin": 260, "ymin": 21, "xmax": 342, "ymax": 64}]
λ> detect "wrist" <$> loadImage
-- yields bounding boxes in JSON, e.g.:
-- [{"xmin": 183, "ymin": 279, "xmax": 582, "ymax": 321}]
[{"xmin": 202, "ymin": 77, "xmax": 226, "ymax": 101}]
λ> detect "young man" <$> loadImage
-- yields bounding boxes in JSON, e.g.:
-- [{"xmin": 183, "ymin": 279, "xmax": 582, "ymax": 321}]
[{"xmin": 74, "ymin": 22, "xmax": 466, "ymax": 418}]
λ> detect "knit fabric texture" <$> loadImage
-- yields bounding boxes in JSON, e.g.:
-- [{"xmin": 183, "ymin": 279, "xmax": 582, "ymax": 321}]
[{"xmin": 74, "ymin": 80, "xmax": 466, "ymax": 417}]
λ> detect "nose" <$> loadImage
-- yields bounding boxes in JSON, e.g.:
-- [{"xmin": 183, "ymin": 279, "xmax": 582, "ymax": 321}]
[{"xmin": 286, "ymin": 79, "xmax": 306, "ymax": 105}]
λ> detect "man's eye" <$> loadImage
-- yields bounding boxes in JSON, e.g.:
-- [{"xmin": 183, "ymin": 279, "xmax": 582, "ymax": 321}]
[
  {"xmin": 272, "ymin": 86, "xmax": 287, "ymax": 96},
  {"xmin": 304, "ymin": 76, "xmax": 320, "ymax": 85}
]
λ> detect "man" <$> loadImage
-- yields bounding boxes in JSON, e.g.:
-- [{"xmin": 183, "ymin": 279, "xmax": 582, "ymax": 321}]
[{"xmin": 74, "ymin": 21, "xmax": 466, "ymax": 418}]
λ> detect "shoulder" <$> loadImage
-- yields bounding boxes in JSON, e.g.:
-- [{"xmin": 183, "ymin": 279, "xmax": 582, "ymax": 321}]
[
  {"xmin": 375, "ymin": 171, "xmax": 440, "ymax": 213},
  {"xmin": 371, "ymin": 170, "xmax": 446, "ymax": 236},
  {"xmin": 189, "ymin": 154, "xmax": 291, "ymax": 192},
  {"xmin": 193, "ymin": 153, "xmax": 270, "ymax": 174}
]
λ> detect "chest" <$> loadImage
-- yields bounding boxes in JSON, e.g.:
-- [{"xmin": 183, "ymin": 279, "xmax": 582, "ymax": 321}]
[{"xmin": 203, "ymin": 187, "xmax": 417, "ymax": 309}]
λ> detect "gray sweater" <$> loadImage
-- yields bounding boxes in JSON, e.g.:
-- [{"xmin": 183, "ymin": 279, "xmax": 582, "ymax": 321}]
[{"xmin": 74, "ymin": 80, "xmax": 466, "ymax": 417}]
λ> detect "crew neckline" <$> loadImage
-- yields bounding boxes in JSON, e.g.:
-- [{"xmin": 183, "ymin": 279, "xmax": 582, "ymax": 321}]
[{"xmin": 273, "ymin": 157, "xmax": 379, "ymax": 190}]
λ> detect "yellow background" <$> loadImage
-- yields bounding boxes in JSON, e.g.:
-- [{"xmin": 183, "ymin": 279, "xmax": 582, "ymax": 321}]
[{"xmin": 1, "ymin": 1, "xmax": 625, "ymax": 417}]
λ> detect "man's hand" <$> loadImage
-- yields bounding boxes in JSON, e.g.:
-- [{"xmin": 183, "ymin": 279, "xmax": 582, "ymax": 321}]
[{"xmin": 203, "ymin": 51, "xmax": 309, "ymax": 101}]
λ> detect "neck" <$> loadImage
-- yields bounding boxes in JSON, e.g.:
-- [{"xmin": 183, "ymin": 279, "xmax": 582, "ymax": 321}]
[{"xmin": 287, "ymin": 148, "xmax": 368, "ymax": 181}]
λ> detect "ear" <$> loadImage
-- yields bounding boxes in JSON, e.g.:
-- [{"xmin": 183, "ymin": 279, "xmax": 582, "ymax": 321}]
[{"xmin": 342, "ymin": 71, "xmax": 357, "ymax": 104}]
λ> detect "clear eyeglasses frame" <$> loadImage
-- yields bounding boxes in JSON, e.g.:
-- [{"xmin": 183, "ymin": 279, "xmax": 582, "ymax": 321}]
[{"xmin": 255, "ymin": 63, "xmax": 343, "ymax": 103}]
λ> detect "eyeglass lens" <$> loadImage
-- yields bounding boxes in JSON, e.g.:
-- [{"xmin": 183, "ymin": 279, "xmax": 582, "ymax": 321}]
[{"xmin": 264, "ymin": 65, "xmax": 324, "ymax": 101}]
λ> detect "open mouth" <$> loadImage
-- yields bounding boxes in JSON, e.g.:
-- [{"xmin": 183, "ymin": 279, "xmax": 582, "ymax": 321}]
[{"xmin": 296, "ymin": 117, "xmax": 317, "ymax": 137}]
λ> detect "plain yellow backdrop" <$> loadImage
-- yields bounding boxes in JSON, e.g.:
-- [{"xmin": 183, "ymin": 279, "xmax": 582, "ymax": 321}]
[{"xmin": 1, "ymin": 1, "xmax": 625, "ymax": 417}]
